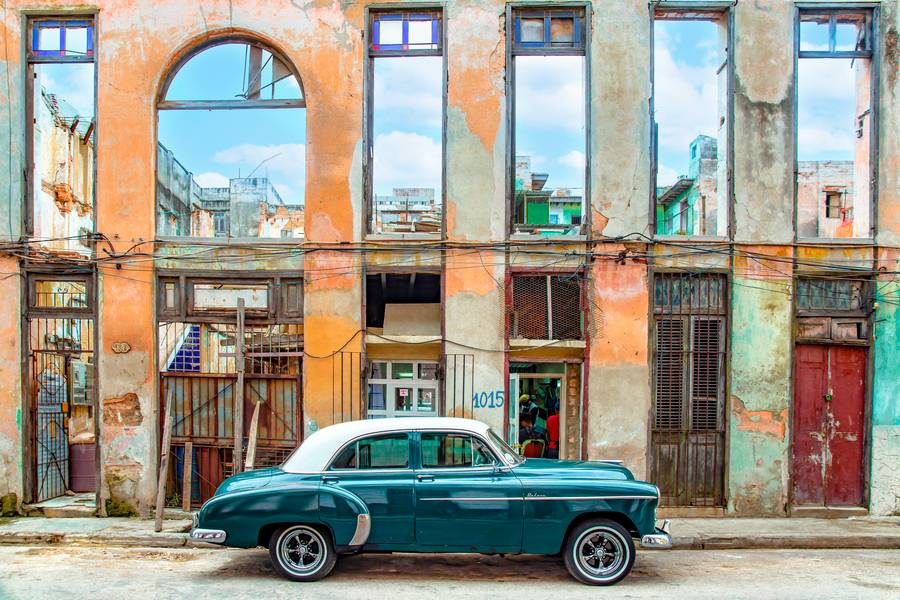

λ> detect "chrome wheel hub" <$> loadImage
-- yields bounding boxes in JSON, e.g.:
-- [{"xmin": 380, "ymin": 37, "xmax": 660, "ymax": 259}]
[
  {"xmin": 279, "ymin": 527, "xmax": 325, "ymax": 574},
  {"xmin": 575, "ymin": 528, "xmax": 626, "ymax": 580}
]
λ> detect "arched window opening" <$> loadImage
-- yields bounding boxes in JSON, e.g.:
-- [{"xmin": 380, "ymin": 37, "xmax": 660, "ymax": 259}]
[{"xmin": 156, "ymin": 40, "xmax": 306, "ymax": 240}]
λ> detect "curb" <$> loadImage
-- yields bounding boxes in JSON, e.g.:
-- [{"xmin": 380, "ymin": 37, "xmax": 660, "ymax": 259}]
[
  {"xmin": 0, "ymin": 532, "xmax": 221, "ymax": 549},
  {"xmin": 2, "ymin": 531, "xmax": 899, "ymax": 551},
  {"xmin": 669, "ymin": 535, "xmax": 900, "ymax": 550}
]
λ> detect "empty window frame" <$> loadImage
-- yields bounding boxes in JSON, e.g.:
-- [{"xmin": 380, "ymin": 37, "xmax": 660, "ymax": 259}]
[
  {"xmin": 796, "ymin": 9, "xmax": 876, "ymax": 239},
  {"xmin": 509, "ymin": 6, "xmax": 587, "ymax": 235},
  {"xmin": 26, "ymin": 17, "xmax": 96, "ymax": 255},
  {"xmin": 367, "ymin": 10, "xmax": 444, "ymax": 235},
  {"xmin": 365, "ymin": 272, "xmax": 441, "ymax": 336},
  {"xmin": 157, "ymin": 39, "xmax": 306, "ymax": 240},
  {"xmin": 652, "ymin": 8, "xmax": 730, "ymax": 238},
  {"xmin": 509, "ymin": 273, "xmax": 584, "ymax": 341},
  {"xmin": 157, "ymin": 275, "xmax": 303, "ymax": 322}
]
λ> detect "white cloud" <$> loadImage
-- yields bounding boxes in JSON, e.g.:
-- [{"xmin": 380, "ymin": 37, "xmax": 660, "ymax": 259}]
[
  {"xmin": 37, "ymin": 63, "xmax": 95, "ymax": 117},
  {"xmin": 657, "ymin": 164, "xmax": 681, "ymax": 187},
  {"xmin": 558, "ymin": 150, "xmax": 585, "ymax": 171},
  {"xmin": 653, "ymin": 40, "xmax": 720, "ymax": 156},
  {"xmin": 373, "ymin": 131, "xmax": 442, "ymax": 193},
  {"xmin": 212, "ymin": 143, "xmax": 306, "ymax": 204},
  {"xmin": 374, "ymin": 56, "xmax": 443, "ymax": 129},
  {"xmin": 797, "ymin": 58, "xmax": 860, "ymax": 159},
  {"xmin": 515, "ymin": 55, "xmax": 585, "ymax": 132},
  {"xmin": 195, "ymin": 171, "xmax": 230, "ymax": 188}
]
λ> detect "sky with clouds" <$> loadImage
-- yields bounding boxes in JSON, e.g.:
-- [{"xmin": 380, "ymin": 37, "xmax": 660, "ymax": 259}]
[
  {"xmin": 158, "ymin": 43, "xmax": 307, "ymax": 206},
  {"xmin": 655, "ymin": 19, "xmax": 861, "ymax": 188},
  {"xmin": 38, "ymin": 29, "xmax": 861, "ymax": 207}
]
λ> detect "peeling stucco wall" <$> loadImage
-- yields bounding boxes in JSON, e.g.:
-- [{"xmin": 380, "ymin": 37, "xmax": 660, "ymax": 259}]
[
  {"xmin": 728, "ymin": 249, "xmax": 793, "ymax": 515},
  {"xmin": 0, "ymin": 0, "xmax": 897, "ymax": 517}
]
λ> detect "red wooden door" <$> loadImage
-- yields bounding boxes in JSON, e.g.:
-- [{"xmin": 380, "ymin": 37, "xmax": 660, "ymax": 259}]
[{"xmin": 792, "ymin": 345, "xmax": 866, "ymax": 507}]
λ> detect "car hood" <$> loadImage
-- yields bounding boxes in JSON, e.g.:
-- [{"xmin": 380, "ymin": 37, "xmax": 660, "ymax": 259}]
[
  {"xmin": 514, "ymin": 458, "xmax": 635, "ymax": 480},
  {"xmin": 213, "ymin": 467, "xmax": 282, "ymax": 496}
]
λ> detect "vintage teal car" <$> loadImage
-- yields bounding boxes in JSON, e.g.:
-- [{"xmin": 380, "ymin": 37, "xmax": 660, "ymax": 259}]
[{"xmin": 190, "ymin": 417, "xmax": 671, "ymax": 585}]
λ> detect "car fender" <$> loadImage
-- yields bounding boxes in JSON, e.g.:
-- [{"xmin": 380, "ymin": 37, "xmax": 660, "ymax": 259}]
[
  {"xmin": 198, "ymin": 481, "xmax": 324, "ymax": 548},
  {"xmin": 317, "ymin": 483, "xmax": 372, "ymax": 549}
]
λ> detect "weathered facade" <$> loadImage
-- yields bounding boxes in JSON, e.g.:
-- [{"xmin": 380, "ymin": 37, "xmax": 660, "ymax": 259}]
[{"xmin": 0, "ymin": 0, "xmax": 898, "ymax": 519}]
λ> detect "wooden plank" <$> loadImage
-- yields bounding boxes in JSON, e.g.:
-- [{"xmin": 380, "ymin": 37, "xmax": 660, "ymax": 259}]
[
  {"xmin": 182, "ymin": 441, "xmax": 193, "ymax": 512},
  {"xmin": 233, "ymin": 299, "xmax": 245, "ymax": 474},
  {"xmin": 154, "ymin": 386, "xmax": 175, "ymax": 532},
  {"xmin": 245, "ymin": 401, "xmax": 262, "ymax": 470}
]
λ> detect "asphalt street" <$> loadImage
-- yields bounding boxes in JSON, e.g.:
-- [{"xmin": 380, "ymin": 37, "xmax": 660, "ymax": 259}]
[{"xmin": 0, "ymin": 545, "xmax": 898, "ymax": 599}]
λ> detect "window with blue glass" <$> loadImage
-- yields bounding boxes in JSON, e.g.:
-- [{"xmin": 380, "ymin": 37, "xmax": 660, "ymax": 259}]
[
  {"xmin": 29, "ymin": 18, "xmax": 94, "ymax": 59},
  {"xmin": 510, "ymin": 6, "xmax": 587, "ymax": 234},
  {"xmin": 367, "ymin": 9, "xmax": 444, "ymax": 235},
  {"xmin": 512, "ymin": 8, "xmax": 585, "ymax": 52},
  {"xmin": 370, "ymin": 11, "xmax": 441, "ymax": 53}
]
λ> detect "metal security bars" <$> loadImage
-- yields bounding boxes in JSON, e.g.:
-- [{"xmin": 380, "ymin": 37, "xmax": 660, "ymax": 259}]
[
  {"xmin": 26, "ymin": 276, "xmax": 96, "ymax": 503},
  {"xmin": 509, "ymin": 274, "xmax": 584, "ymax": 340},
  {"xmin": 651, "ymin": 272, "xmax": 727, "ymax": 507},
  {"xmin": 158, "ymin": 276, "xmax": 303, "ymax": 506}
]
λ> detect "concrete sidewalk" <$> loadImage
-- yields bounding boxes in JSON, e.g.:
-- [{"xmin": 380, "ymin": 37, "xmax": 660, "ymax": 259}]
[{"xmin": 0, "ymin": 515, "xmax": 898, "ymax": 550}]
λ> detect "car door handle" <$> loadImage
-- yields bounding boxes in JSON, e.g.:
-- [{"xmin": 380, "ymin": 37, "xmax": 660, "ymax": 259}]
[
  {"xmin": 416, "ymin": 474, "xmax": 435, "ymax": 482},
  {"xmin": 322, "ymin": 476, "xmax": 340, "ymax": 484}
]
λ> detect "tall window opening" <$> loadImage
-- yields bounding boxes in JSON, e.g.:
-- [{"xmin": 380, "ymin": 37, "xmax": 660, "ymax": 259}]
[
  {"xmin": 653, "ymin": 9, "xmax": 729, "ymax": 237},
  {"xmin": 510, "ymin": 7, "xmax": 587, "ymax": 235},
  {"xmin": 367, "ymin": 10, "xmax": 444, "ymax": 235},
  {"xmin": 26, "ymin": 17, "xmax": 96, "ymax": 254},
  {"xmin": 157, "ymin": 39, "xmax": 306, "ymax": 240},
  {"xmin": 796, "ymin": 9, "xmax": 875, "ymax": 239}
]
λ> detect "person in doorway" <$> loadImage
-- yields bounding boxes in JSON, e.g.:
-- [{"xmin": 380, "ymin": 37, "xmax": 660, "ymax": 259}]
[
  {"xmin": 546, "ymin": 412, "xmax": 560, "ymax": 459},
  {"xmin": 518, "ymin": 415, "xmax": 536, "ymax": 444}
]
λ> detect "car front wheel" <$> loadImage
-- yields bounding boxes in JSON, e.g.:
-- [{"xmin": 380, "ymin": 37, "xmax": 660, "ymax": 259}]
[
  {"xmin": 269, "ymin": 524, "xmax": 337, "ymax": 582},
  {"xmin": 563, "ymin": 518, "xmax": 635, "ymax": 585}
]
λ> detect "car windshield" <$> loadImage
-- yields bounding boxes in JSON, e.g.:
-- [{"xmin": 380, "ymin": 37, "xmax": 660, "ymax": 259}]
[{"xmin": 488, "ymin": 428, "xmax": 524, "ymax": 465}]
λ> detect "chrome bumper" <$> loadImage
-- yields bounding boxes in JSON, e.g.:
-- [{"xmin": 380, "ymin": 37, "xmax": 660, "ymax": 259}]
[
  {"xmin": 190, "ymin": 527, "xmax": 227, "ymax": 544},
  {"xmin": 640, "ymin": 519, "xmax": 672, "ymax": 549},
  {"xmin": 348, "ymin": 513, "xmax": 371, "ymax": 547}
]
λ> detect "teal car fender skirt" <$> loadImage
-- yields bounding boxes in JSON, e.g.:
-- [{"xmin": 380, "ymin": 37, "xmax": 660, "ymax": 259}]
[{"xmin": 317, "ymin": 484, "xmax": 372, "ymax": 550}]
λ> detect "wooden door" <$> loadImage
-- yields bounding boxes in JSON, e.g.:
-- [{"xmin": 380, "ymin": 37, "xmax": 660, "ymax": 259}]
[{"xmin": 792, "ymin": 345, "xmax": 866, "ymax": 507}]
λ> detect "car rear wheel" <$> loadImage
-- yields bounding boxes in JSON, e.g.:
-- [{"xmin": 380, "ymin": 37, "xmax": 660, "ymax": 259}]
[
  {"xmin": 563, "ymin": 518, "xmax": 635, "ymax": 585},
  {"xmin": 269, "ymin": 524, "xmax": 337, "ymax": 582}
]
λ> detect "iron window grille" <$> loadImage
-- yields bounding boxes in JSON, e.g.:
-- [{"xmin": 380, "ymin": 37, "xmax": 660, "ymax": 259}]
[
  {"xmin": 509, "ymin": 274, "xmax": 584, "ymax": 341},
  {"xmin": 651, "ymin": 272, "xmax": 727, "ymax": 507}
]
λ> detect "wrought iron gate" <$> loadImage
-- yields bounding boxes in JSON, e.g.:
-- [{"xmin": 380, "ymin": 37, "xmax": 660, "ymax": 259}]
[
  {"xmin": 159, "ymin": 321, "xmax": 303, "ymax": 506},
  {"xmin": 651, "ymin": 273, "xmax": 727, "ymax": 507},
  {"xmin": 28, "ymin": 315, "xmax": 95, "ymax": 502}
]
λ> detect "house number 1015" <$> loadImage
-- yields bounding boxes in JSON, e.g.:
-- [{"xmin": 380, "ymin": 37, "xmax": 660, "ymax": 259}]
[{"xmin": 472, "ymin": 390, "xmax": 504, "ymax": 408}]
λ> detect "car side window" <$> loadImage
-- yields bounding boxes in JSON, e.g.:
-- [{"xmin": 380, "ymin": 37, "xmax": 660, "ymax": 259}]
[
  {"xmin": 421, "ymin": 433, "xmax": 497, "ymax": 468},
  {"xmin": 330, "ymin": 433, "xmax": 410, "ymax": 470}
]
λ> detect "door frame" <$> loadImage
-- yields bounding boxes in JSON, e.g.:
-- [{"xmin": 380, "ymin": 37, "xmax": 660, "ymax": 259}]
[
  {"xmin": 21, "ymin": 267, "xmax": 99, "ymax": 506},
  {"xmin": 507, "ymin": 363, "xmax": 568, "ymax": 457},
  {"xmin": 788, "ymin": 274, "xmax": 874, "ymax": 512},
  {"xmin": 789, "ymin": 340, "xmax": 871, "ymax": 510}
]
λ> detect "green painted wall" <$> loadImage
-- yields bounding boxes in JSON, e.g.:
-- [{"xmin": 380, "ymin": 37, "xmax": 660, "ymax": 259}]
[
  {"xmin": 728, "ymin": 278, "xmax": 792, "ymax": 515},
  {"xmin": 870, "ymin": 283, "xmax": 900, "ymax": 514}
]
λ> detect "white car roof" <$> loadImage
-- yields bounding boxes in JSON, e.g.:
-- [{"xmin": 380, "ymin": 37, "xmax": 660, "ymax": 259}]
[{"xmin": 281, "ymin": 417, "xmax": 493, "ymax": 473}]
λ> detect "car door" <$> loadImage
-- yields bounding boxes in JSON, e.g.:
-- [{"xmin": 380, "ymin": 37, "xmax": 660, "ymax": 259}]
[
  {"xmin": 322, "ymin": 432, "xmax": 415, "ymax": 545},
  {"xmin": 414, "ymin": 431, "xmax": 523, "ymax": 552}
]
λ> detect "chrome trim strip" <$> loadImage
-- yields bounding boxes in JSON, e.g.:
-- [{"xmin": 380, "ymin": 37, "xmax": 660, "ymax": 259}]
[
  {"xmin": 524, "ymin": 495, "xmax": 658, "ymax": 501},
  {"xmin": 419, "ymin": 497, "xmax": 522, "ymax": 501},
  {"xmin": 348, "ymin": 513, "xmax": 371, "ymax": 546},
  {"xmin": 189, "ymin": 528, "xmax": 227, "ymax": 544},
  {"xmin": 418, "ymin": 495, "xmax": 657, "ymax": 502}
]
